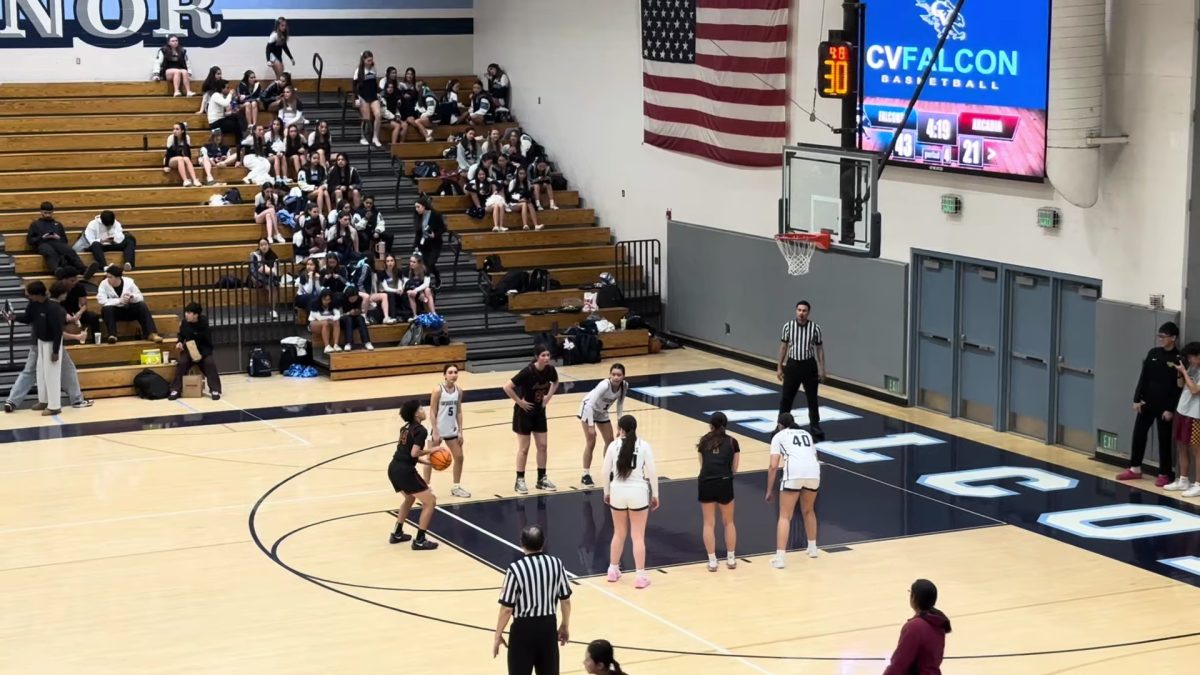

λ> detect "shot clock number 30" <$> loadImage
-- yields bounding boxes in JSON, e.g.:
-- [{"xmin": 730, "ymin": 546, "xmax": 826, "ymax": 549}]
[{"xmin": 817, "ymin": 40, "xmax": 855, "ymax": 99}]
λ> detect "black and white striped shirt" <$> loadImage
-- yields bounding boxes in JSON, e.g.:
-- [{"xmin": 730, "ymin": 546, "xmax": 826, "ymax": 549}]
[
  {"xmin": 499, "ymin": 553, "xmax": 573, "ymax": 618},
  {"xmin": 781, "ymin": 320, "xmax": 823, "ymax": 361}
]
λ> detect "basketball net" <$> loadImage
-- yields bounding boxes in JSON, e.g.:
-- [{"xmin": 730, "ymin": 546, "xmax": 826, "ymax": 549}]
[{"xmin": 774, "ymin": 232, "xmax": 831, "ymax": 276}]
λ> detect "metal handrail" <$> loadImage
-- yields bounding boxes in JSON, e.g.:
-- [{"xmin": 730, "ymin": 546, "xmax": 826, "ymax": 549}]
[
  {"xmin": 393, "ymin": 160, "xmax": 405, "ymax": 211},
  {"xmin": 311, "ymin": 53, "xmax": 324, "ymax": 105},
  {"xmin": 338, "ymin": 86, "xmax": 348, "ymax": 141}
]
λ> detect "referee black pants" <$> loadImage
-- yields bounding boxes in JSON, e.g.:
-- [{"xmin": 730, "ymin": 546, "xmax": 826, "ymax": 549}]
[
  {"xmin": 780, "ymin": 357, "xmax": 821, "ymax": 429},
  {"xmin": 508, "ymin": 615, "xmax": 558, "ymax": 675}
]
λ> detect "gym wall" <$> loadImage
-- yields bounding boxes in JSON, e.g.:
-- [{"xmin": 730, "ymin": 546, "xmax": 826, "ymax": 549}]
[{"xmin": 0, "ymin": 0, "xmax": 474, "ymax": 84}]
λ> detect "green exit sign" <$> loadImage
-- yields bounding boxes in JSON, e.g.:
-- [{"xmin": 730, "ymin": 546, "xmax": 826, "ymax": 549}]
[
  {"xmin": 884, "ymin": 375, "xmax": 902, "ymax": 394},
  {"xmin": 1098, "ymin": 430, "xmax": 1118, "ymax": 452}
]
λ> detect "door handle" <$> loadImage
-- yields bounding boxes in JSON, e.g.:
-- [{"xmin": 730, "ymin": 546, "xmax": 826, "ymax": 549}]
[
  {"xmin": 1057, "ymin": 362, "xmax": 1095, "ymax": 375},
  {"xmin": 961, "ymin": 339, "xmax": 995, "ymax": 353},
  {"xmin": 919, "ymin": 331, "xmax": 951, "ymax": 344},
  {"xmin": 1011, "ymin": 352, "xmax": 1047, "ymax": 365}
]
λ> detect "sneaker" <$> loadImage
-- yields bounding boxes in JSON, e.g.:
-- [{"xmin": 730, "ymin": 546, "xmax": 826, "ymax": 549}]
[
  {"xmin": 771, "ymin": 556, "xmax": 786, "ymax": 569},
  {"xmin": 31, "ymin": 402, "xmax": 47, "ymax": 411},
  {"xmin": 372, "ymin": 138, "xmax": 383, "ymax": 148},
  {"xmin": 3, "ymin": 401, "xmax": 13, "ymax": 413},
  {"xmin": 384, "ymin": 317, "xmax": 398, "ymax": 325},
  {"xmin": 148, "ymin": 333, "xmax": 163, "ymax": 343},
  {"xmin": 1155, "ymin": 474, "xmax": 1173, "ymax": 488},
  {"xmin": 388, "ymin": 532, "xmax": 412, "ymax": 545},
  {"xmin": 411, "ymin": 538, "xmax": 439, "ymax": 550},
  {"xmin": 211, "ymin": 393, "xmax": 221, "ymax": 401},
  {"xmin": 168, "ymin": 391, "xmax": 180, "ymax": 401},
  {"xmin": 634, "ymin": 576, "xmax": 651, "ymax": 589},
  {"xmin": 1116, "ymin": 469, "xmax": 1143, "ymax": 481},
  {"xmin": 123, "ymin": 262, "xmax": 133, "ymax": 272},
  {"xmin": 107, "ymin": 335, "xmax": 118, "ymax": 344},
  {"xmin": 514, "ymin": 477, "xmax": 528, "ymax": 494},
  {"xmin": 41, "ymin": 408, "xmax": 61, "ymax": 416},
  {"xmin": 726, "ymin": 556, "xmax": 737, "ymax": 569},
  {"xmin": 365, "ymin": 342, "xmax": 375, "ymax": 351},
  {"xmin": 536, "ymin": 476, "xmax": 558, "ymax": 492},
  {"xmin": 450, "ymin": 485, "xmax": 471, "ymax": 498},
  {"xmin": 606, "ymin": 566, "xmax": 621, "ymax": 583},
  {"xmin": 272, "ymin": 234, "xmax": 286, "ymax": 244},
  {"xmin": 71, "ymin": 400, "xmax": 93, "ymax": 409},
  {"xmin": 343, "ymin": 344, "xmax": 353, "ymax": 352},
  {"xmin": 707, "ymin": 559, "xmax": 719, "ymax": 573},
  {"xmin": 359, "ymin": 137, "xmax": 369, "ymax": 146},
  {"xmin": 324, "ymin": 345, "xmax": 334, "ymax": 354},
  {"xmin": 1183, "ymin": 483, "xmax": 1200, "ymax": 498},
  {"xmin": 807, "ymin": 546, "xmax": 819, "ymax": 558},
  {"xmin": 1164, "ymin": 478, "xmax": 1191, "ymax": 491},
  {"xmin": 580, "ymin": 474, "xmax": 595, "ymax": 487},
  {"xmin": 84, "ymin": 262, "xmax": 102, "ymax": 280},
  {"xmin": 549, "ymin": 202, "xmax": 559, "ymax": 210}
]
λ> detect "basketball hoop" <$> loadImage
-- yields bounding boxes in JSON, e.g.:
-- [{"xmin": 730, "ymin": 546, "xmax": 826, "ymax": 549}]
[{"xmin": 774, "ymin": 232, "xmax": 831, "ymax": 276}]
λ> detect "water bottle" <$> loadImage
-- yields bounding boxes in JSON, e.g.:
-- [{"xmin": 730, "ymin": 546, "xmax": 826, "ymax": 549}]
[{"xmin": 94, "ymin": 331, "xmax": 102, "ymax": 345}]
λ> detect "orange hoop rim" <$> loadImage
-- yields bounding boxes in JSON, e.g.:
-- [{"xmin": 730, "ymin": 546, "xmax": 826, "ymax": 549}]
[{"xmin": 775, "ymin": 231, "xmax": 832, "ymax": 251}]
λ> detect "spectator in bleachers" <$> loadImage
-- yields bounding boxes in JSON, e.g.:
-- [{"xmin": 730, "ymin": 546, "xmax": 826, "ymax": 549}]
[
  {"xmin": 283, "ymin": 123, "xmax": 307, "ymax": 179},
  {"xmin": 327, "ymin": 212, "xmax": 359, "ymax": 259},
  {"xmin": 3, "ymin": 281, "xmax": 92, "ymax": 413},
  {"xmin": 310, "ymin": 290, "xmax": 342, "ymax": 354},
  {"xmin": 531, "ymin": 157, "xmax": 559, "ymax": 210},
  {"xmin": 465, "ymin": 167, "xmax": 490, "ymax": 218},
  {"xmin": 486, "ymin": 63, "xmax": 511, "ymax": 115},
  {"xmin": 456, "ymin": 128, "xmax": 480, "ymax": 175},
  {"xmin": 468, "ymin": 81, "xmax": 492, "ymax": 126},
  {"xmin": 417, "ymin": 83, "xmax": 439, "ymax": 128},
  {"xmin": 509, "ymin": 167, "xmax": 542, "ymax": 231},
  {"xmin": 320, "ymin": 256, "xmax": 347, "ymax": 295},
  {"xmin": 237, "ymin": 71, "xmax": 263, "ymax": 134},
  {"xmin": 485, "ymin": 180, "xmax": 510, "ymax": 233},
  {"xmin": 154, "ymin": 36, "xmax": 194, "ymax": 97},
  {"xmin": 437, "ymin": 79, "xmax": 465, "ymax": 125},
  {"xmin": 339, "ymin": 284, "xmax": 373, "ymax": 351},
  {"xmin": 73, "ymin": 210, "xmax": 136, "ymax": 272},
  {"xmin": 328, "ymin": 199, "xmax": 353, "ymax": 231},
  {"xmin": 261, "ymin": 71, "xmax": 293, "ymax": 112},
  {"xmin": 328, "ymin": 154, "xmax": 363, "ymax": 209},
  {"xmin": 169, "ymin": 302, "xmax": 222, "ymax": 401},
  {"xmin": 394, "ymin": 84, "xmax": 434, "ymax": 143},
  {"xmin": 56, "ymin": 267, "xmax": 101, "ymax": 340},
  {"xmin": 381, "ymin": 66, "xmax": 400, "ymax": 92},
  {"xmin": 27, "ymin": 202, "xmax": 87, "ymax": 276},
  {"xmin": 97, "ymin": 266, "xmax": 161, "ymax": 344},
  {"xmin": 481, "ymin": 129, "xmax": 503, "ymax": 156},
  {"xmin": 354, "ymin": 195, "xmax": 392, "ymax": 258},
  {"xmin": 266, "ymin": 17, "xmax": 295, "ymax": 81},
  {"xmin": 296, "ymin": 148, "xmax": 330, "ymax": 215},
  {"xmin": 241, "ymin": 124, "xmax": 274, "ymax": 185},
  {"xmin": 250, "ymin": 238, "xmax": 282, "ymax": 319},
  {"xmin": 345, "ymin": 255, "xmax": 389, "ymax": 323},
  {"xmin": 254, "ymin": 183, "xmax": 286, "ymax": 244},
  {"xmin": 353, "ymin": 51, "xmax": 384, "ymax": 147},
  {"xmin": 413, "ymin": 198, "xmax": 445, "ymax": 287},
  {"xmin": 405, "ymin": 253, "xmax": 436, "ymax": 318},
  {"xmin": 308, "ymin": 120, "xmax": 333, "ymax": 168},
  {"xmin": 294, "ymin": 258, "xmax": 322, "ymax": 311},
  {"xmin": 274, "ymin": 86, "xmax": 307, "ymax": 133},
  {"xmin": 200, "ymin": 129, "xmax": 237, "ymax": 185},
  {"xmin": 165, "ymin": 122, "xmax": 201, "ymax": 187},
  {"xmin": 379, "ymin": 254, "xmax": 408, "ymax": 320},
  {"xmin": 293, "ymin": 206, "xmax": 327, "ymax": 263},
  {"xmin": 381, "ymin": 80, "xmax": 402, "ymax": 133},
  {"xmin": 195, "ymin": 66, "xmax": 222, "ymax": 115},
  {"xmin": 400, "ymin": 67, "xmax": 418, "ymax": 92},
  {"xmin": 495, "ymin": 153, "xmax": 516, "ymax": 181},
  {"xmin": 205, "ymin": 79, "xmax": 246, "ymax": 150},
  {"xmin": 264, "ymin": 118, "xmax": 288, "ymax": 183}
]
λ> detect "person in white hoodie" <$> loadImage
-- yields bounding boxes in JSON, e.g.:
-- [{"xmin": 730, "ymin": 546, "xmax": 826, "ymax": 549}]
[
  {"xmin": 96, "ymin": 266, "xmax": 161, "ymax": 344},
  {"xmin": 72, "ymin": 210, "xmax": 136, "ymax": 273},
  {"xmin": 206, "ymin": 78, "xmax": 247, "ymax": 141}
]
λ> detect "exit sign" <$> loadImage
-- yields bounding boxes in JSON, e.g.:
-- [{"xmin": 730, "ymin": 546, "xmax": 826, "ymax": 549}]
[
  {"xmin": 1097, "ymin": 430, "xmax": 1118, "ymax": 452},
  {"xmin": 884, "ymin": 375, "xmax": 902, "ymax": 394}
]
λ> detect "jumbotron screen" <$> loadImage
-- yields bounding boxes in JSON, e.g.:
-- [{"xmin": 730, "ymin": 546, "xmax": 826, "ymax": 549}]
[{"xmin": 860, "ymin": 0, "xmax": 1052, "ymax": 180}]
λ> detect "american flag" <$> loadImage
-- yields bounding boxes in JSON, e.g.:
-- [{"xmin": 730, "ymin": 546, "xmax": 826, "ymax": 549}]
[{"xmin": 642, "ymin": 0, "xmax": 789, "ymax": 168}]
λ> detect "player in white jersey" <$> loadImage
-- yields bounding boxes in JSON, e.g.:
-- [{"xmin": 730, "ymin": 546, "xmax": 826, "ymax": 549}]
[
  {"xmin": 578, "ymin": 363, "xmax": 628, "ymax": 487},
  {"xmin": 601, "ymin": 415, "xmax": 659, "ymax": 589},
  {"xmin": 766, "ymin": 412, "xmax": 820, "ymax": 568},
  {"xmin": 423, "ymin": 363, "xmax": 470, "ymax": 498}
]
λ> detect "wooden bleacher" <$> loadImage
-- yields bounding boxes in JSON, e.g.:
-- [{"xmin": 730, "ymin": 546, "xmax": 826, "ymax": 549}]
[{"xmin": 558, "ymin": 329, "xmax": 651, "ymax": 359}]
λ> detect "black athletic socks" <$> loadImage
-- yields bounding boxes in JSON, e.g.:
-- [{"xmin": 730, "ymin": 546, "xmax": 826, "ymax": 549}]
[
  {"xmin": 393, "ymin": 522, "xmax": 404, "ymax": 537},
  {"xmin": 537, "ymin": 468, "xmax": 547, "ymax": 481},
  {"xmin": 516, "ymin": 471, "xmax": 525, "ymax": 479},
  {"xmin": 416, "ymin": 528, "xmax": 427, "ymax": 542}
]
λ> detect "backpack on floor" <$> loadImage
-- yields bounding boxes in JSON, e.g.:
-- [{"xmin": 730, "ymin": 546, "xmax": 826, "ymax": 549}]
[
  {"xmin": 400, "ymin": 324, "xmax": 425, "ymax": 347},
  {"xmin": 248, "ymin": 347, "xmax": 273, "ymax": 377},
  {"xmin": 482, "ymin": 254, "xmax": 504, "ymax": 274},
  {"xmin": 528, "ymin": 268, "xmax": 551, "ymax": 293},
  {"xmin": 223, "ymin": 188, "xmax": 243, "ymax": 204},
  {"xmin": 133, "ymin": 368, "xmax": 171, "ymax": 400},
  {"xmin": 576, "ymin": 332, "xmax": 602, "ymax": 364}
]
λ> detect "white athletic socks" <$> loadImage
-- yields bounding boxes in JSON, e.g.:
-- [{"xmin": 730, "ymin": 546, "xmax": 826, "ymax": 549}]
[
  {"xmin": 807, "ymin": 541, "xmax": 819, "ymax": 558},
  {"xmin": 708, "ymin": 554, "xmax": 718, "ymax": 565}
]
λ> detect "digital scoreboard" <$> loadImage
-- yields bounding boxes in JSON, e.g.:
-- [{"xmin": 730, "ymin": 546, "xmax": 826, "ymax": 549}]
[{"xmin": 859, "ymin": 0, "xmax": 1052, "ymax": 180}]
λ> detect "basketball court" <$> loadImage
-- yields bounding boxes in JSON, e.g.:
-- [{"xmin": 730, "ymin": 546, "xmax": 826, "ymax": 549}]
[{"xmin": 3, "ymin": 349, "xmax": 1200, "ymax": 674}]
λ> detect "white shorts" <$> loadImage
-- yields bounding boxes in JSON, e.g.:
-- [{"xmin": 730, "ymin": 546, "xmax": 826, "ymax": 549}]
[
  {"xmin": 608, "ymin": 482, "xmax": 650, "ymax": 511},
  {"xmin": 782, "ymin": 478, "xmax": 820, "ymax": 492},
  {"xmin": 485, "ymin": 194, "xmax": 506, "ymax": 209}
]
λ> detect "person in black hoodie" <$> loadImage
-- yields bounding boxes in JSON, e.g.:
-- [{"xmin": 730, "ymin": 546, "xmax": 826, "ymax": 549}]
[
  {"xmin": 169, "ymin": 302, "xmax": 222, "ymax": 401},
  {"xmin": 34, "ymin": 281, "xmax": 74, "ymax": 416},
  {"xmin": 413, "ymin": 198, "xmax": 445, "ymax": 289},
  {"xmin": 338, "ymin": 284, "xmax": 372, "ymax": 351},
  {"xmin": 27, "ymin": 202, "xmax": 87, "ymax": 275},
  {"xmin": 1118, "ymin": 321, "xmax": 1184, "ymax": 486},
  {"xmin": 883, "ymin": 578, "xmax": 950, "ymax": 675}
]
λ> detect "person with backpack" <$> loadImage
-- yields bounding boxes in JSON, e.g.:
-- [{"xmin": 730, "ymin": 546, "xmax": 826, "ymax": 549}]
[
  {"xmin": 412, "ymin": 198, "xmax": 445, "ymax": 289},
  {"xmin": 168, "ymin": 302, "xmax": 222, "ymax": 401}
]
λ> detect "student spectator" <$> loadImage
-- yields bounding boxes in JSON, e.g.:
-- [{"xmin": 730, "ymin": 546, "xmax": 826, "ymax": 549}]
[
  {"xmin": 195, "ymin": 66, "xmax": 222, "ymax": 115},
  {"xmin": 412, "ymin": 198, "xmax": 445, "ymax": 287},
  {"xmin": 283, "ymin": 123, "xmax": 307, "ymax": 179},
  {"xmin": 344, "ymin": 255, "xmax": 392, "ymax": 324},
  {"xmin": 296, "ymin": 148, "xmax": 330, "ymax": 215},
  {"xmin": 481, "ymin": 128, "xmax": 503, "ymax": 156},
  {"xmin": 468, "ymin": 80, "xmax": 492, "ymax": 126},
  {"xmin": 394, "ymin": 85, "xmax": 434, "ymax": 143},
  {"xmin": 27, "ymin": 202, "xmax": 87, "ymax": 276},
  {"xmin": 260, "ymin": 71, "xmax": 292, "ymax": 112},
  {"xmin": 165, "ymin": 122, "xmax": 200, "ymax": 187},
  {"xmin": 154, "ymin": 35, "xmax": 193, "ymax": 97},
  {"xmin": 882, "ymin": 579, "xmax": 950, "ymax": 675},
  {"xmin": 319, "ymin": 255, "xmax": 348, "ymax": 295},
  {"xmin": 274, "ymin": 86, "xmax": 307, "ymax": 133},
  {"xmin": 266, "ymin": 17, "xmax": 295, "ymax": 80},
  {"xmin": 97, "ymin": 266, "xmax": 161, "ymax": 344},
  {"xmin": 485, "ymin": 180, "xmax": 510, "ymax": 233},
  {"xmin": 405, "ymin": 254, "xmax": 436, "ymax": 318},
  {"xmin": 380, "ymin": 79, "xmax": 401, "ymax": 126},
  {"xmin": 417, "ymin": 83, "xmax": 439, "ymax": 127},
  {"xmin": 486, "ymin": 63, "xmax": 511, "ymax": 115},
  {"xmin": 353, "ymin": 50, "xmax": 383, "ymax": 147},
  {"xmin": 509, "ymin": 167, "xmax": 542, "ymax": 230},
  {"xmin": 354, "ymin": 195, "xmax": 392, "ymax": 258},
  {"xmin": 326, "ymin": 212, "xmax": 359, "ymax": 259},
  {"xmin": 55, "ymin": 267, "xmax": 101, "ymax": 340},
  {"xmin": 73, "ymin": 210, "xmax": 135, "ymax": 273},
  {"xmin": 381, "ymin": 66, "xmax": 401, "ymax": 92},
  {"xmin": 169, "ymin": 302, "xmax": 222, "ymax": 401},
  {"xmin": 339, "ymin": 285, "xmax": 373, "ymax": 351},
  {"xmin": 456, "ymin": 128, "xmax": 480, "ymax": 175},
  {"xmin": 378, "ymin": 254, "xmax": 408, "ymax": 320},
  {"xmin": 1120, "ymin": 322, "xmax": 1183, "ymax": 486},
  {"xmin": 495, "ymin": 153, "xmax": 516, "ymax": 181},
  {"xmin": 400, "ymin": 67, "xmax": 418, "ymax": 92},
  {"xmin": 3, "ymin": 281, "xmax": 92, "ymax": 413},
  {"xmin": 254, "ymin": 182, "xmax": 286, "ymax": 244},
  {"xmin": 206, "ymin": 79, "xmax": 246, "ymax": 147},
  {"xmin": 236, "ymin": 70, "xmax": 262, "ymax": 134},
  {"xmin": 531, "ymin": 157, "xmax": 559, "ymax": 210},
  {"xmin": 437, "ymin": 79, "xmax": 465, "ymax": 125},
  {"xmin": 250, "ymin": 239, "xmax": 281, "ymax": 319},
  {"xmin": 310, "ymin": 289, "xmax": 342, "ymax": 354},
  {"xmin": 328, "ymin": 154, "xmax": 363, "ymax": 209},
  {"xmin": 264, "ymin": 118, "xmax": 288, "ymax": 182},
  {"xmin": 465, "ymin": 167, "xmax": 490, "ymax": 216},
  {"xmin": 307, "ymin": 119, "xmax": 333, "ymax": 167},
  {"xmin": 1168, "ymin": 345, "xmax": 1200, "ymax": 497},
  {"xmin": 294, "ymin": 203, "xmax": 327, "ymax": 262},
  {"xmin": 241, "ymin": 124, "xmax": 274, "ymax": 185},
  {"xmin": 294, "ymin": 258, "xmax": 322, "ymax": 312},
  {"xmin": 35, "ymin": 281, "xmax": 78, "ymax": 417},
  {"xmin": 199, "ymin": 129, "xmax": 238, "ymax": 184}
]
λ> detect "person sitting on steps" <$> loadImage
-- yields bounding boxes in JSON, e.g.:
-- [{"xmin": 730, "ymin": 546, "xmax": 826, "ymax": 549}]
[
  {"xmin": 73, "ymin": 210, "xmax": 136, "ymax": 274},
  {"xmin": 168, "ymin": 302, "xmax": 222, "ymax": 401},
  {"xmin": 96, "ymin": 266, "xmax": 162, "ymax": 344},
  {"xmin": 27, "ymin": 202, "xmax": 89, "ymax": 278}
]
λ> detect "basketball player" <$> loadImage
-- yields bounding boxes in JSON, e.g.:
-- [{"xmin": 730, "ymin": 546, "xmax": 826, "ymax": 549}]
[
  {"xmin": 423, "ymin": 364, "xmax": 470, "ymax": 498},
  {"xmin": 503, "ymin": 345, "xmax": 559, "ymax": 494},
  {"xmin": 766, "ymin": 412, "xmax": 819, "ymax": 567},
  {"xmin": 387, "ymin": 399, "xmax": 439, "ymax": 550},
  {"xmin": 602, "ymin": 415, "xmax": 659, "ymax": 589},
  {"xmin": 578, "ymin": 363, "xmax": 628, "ymax": 486},
  {"xmin": 696, "ymin": 412, "xmax": 739, "ymax": 571}
]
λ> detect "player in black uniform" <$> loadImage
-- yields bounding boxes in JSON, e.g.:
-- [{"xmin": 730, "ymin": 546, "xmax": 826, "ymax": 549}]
[
  {"xmin": 503, "ymin": 345, "xmax": 560, "ymax": 494},
  {"xmin": 388, "ymin": 399, "xmax": 439, "ymax": 550}
]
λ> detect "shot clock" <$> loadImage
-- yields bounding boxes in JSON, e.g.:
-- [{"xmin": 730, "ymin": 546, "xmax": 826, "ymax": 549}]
[{"xmin": 816, "ymin": 40, "xmax": 855, "ymax": 99}]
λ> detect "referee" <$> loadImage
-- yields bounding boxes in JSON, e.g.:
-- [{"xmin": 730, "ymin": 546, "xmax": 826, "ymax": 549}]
[
  {"xmin": 777, "ymin": 300, "xmax": 826, "ymax": 436},
  {"xmin": 494, "ymin": 525, "xmax": 573, "ymax": 675}
]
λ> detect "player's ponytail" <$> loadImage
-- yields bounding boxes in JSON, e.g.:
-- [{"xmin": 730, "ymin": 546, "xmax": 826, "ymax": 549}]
[
  {"xmin": 586, "ymin": 639, "xmax": 627, "ymax": 674},
  {"xmin": 777, "ymin": 412, "xmax": 801, "ymax": 430},
  {"xmin": 697, "ymin": 411, "xmax": 727, "ymax": 454},
  {"xmin": 615, "ymin": 415, "xmax": 638, "ymax": 480}
]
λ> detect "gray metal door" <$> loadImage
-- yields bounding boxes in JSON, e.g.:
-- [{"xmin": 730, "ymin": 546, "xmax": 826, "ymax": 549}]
[
  {"xmin": 915, "ymin": 256, "xmax": 956, "ymax": 414},
  {"xmin": 957, "ymin": 264, "xmax": 1001, "ymax": 426},
  {"xmin": 1006, "ymin": 272, "xmax": 1053, "ymax": 440},
  {"xmin": 1055, "ymin": 281, "xmax": 1100, "ymax": 451}
]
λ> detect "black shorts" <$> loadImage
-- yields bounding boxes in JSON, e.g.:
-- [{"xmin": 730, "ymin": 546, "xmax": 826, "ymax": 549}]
[
  {"xmin": 698, "ymin": 478, "xmax": 734, "ymax": 504},
  {"xmin": 512, "ymin": 405, "xmax": 548, "ymax": 435},
  {"xmin": 388, "ymin": 462, "xmax": 428, "ymax": 494}
]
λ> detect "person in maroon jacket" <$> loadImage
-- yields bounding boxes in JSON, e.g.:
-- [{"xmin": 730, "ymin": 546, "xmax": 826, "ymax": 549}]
[{"xmin": 883, "ymin": 578, "xmax": 951, "ymax": 675}]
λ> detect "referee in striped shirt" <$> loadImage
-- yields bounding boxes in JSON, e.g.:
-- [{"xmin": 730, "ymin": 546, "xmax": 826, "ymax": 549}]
[
  {"xmin": 494, "ymin": 525, "xmax": 573, "ymax": 675},
  {"xmin": 777, "ymin": 300, "xmax": 826, "ymax": 436}
]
